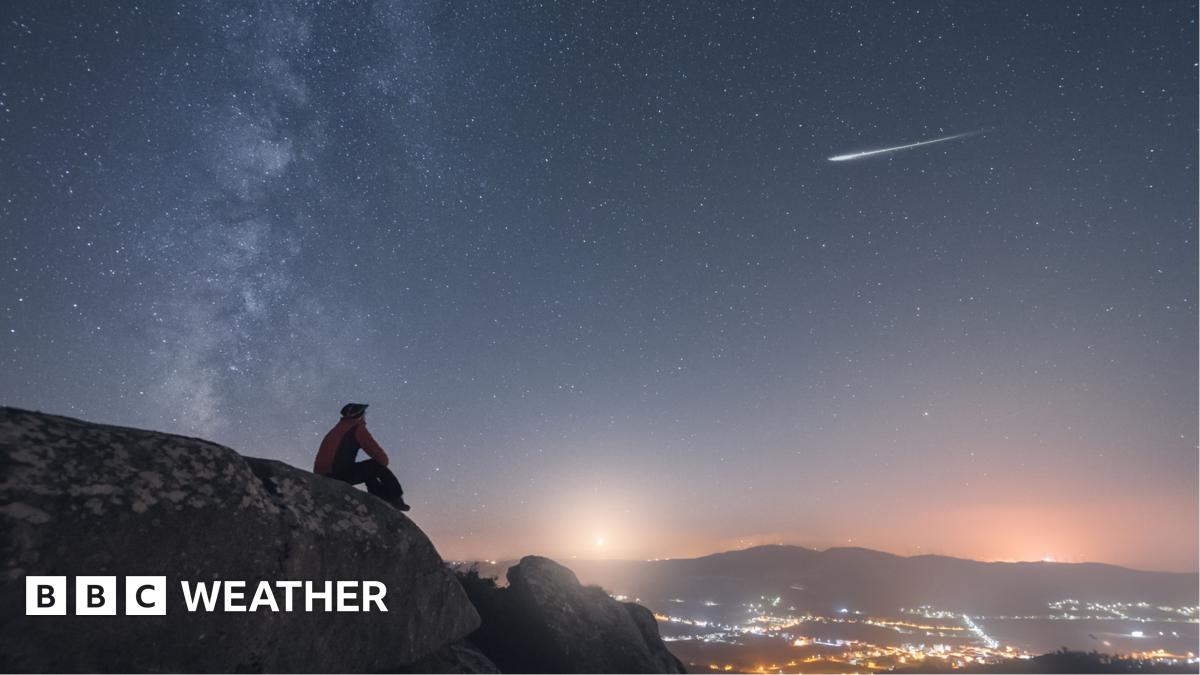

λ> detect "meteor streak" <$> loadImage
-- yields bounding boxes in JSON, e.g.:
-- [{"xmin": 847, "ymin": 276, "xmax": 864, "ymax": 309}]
[{"xmin": 828, "ymin": 129, "xmax": 985, "ymax": 162}]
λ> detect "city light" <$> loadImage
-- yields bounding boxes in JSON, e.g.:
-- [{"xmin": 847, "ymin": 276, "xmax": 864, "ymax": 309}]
[{"xmin": 642, "ymin": 593, "xmax": 1200, "ymax": 674}]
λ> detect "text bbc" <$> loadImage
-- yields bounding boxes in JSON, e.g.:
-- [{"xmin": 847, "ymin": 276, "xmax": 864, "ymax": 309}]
[{"xmin": 25, "ymin": 577, "xmax": 390, "ymax": 615}]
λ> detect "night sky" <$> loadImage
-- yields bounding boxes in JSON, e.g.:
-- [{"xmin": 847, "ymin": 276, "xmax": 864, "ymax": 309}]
[{"xmin": 2, "ymin": 2, "xmax": 1196, "ymax": 571}]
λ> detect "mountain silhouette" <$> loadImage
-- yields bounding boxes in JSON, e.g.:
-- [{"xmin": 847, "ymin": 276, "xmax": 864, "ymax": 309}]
[{"xmin": 480, "ymin": 544, "xmax": 1197, "ymax": 616}]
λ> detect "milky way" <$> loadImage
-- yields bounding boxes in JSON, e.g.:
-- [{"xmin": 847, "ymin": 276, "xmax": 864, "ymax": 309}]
[{"xmin": 1, "ymin": 1, "xmax": 1196, "ymax": 570}]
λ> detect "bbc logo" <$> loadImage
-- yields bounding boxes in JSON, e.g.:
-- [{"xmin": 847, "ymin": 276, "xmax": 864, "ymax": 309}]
[{"xmin": 26, "ymin": 576, "xmax": 167, "ymax": 615}]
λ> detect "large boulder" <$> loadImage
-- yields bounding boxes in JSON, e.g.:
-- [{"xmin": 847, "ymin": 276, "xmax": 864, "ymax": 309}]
[
  {"xmin": 460, "ymin": 556, "xmax": 686, "ymax": 673},
  {"xmin": 0, "ymin": 407, "xmax": 480, "ymax": 672},
  {"xmin": 398, "ymin": 640, "xmax": 502, "ymax": 673}
]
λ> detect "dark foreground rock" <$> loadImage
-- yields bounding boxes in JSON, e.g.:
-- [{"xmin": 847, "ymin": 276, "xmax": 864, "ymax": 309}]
[
  {"xmin": 459, "ymin": 556, "xmax": 686, "ymax": 673},
  {"xmin": 0, "ymin": 407, "xmax": 480, "ymax": 672},
  {"xmin": 398, "ymin": 640, "xmax": 502, "ymax": 674}
]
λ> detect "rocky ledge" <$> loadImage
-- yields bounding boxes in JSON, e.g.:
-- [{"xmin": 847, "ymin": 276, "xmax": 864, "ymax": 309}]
[
  {"xmin": 0, "ymin": 406, "xmax": 479, "ymax": 672},
  {"xmin": 458, "ymin": 556, "xmax": 686, "ymax": 673},
  {"xmin": 0, "ymin": 407, "xmax": 684, "ymax": 673}
]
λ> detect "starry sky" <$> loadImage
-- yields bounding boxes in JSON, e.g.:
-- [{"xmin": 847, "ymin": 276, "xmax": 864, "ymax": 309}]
[{"xmin": 2, "ymin": 1, "xmax": 1196, "ymax": 572}]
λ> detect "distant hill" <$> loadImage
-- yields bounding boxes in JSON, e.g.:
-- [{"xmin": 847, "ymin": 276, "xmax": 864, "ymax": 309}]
[{"xmin": 475, "ymin": 545, "xmax": 1198, "ymax": 616}]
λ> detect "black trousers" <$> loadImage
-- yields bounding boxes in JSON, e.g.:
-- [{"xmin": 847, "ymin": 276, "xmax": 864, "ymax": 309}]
[{"xmin": 331, "ymin": 459, "xmax": 403, "ymax": 502}]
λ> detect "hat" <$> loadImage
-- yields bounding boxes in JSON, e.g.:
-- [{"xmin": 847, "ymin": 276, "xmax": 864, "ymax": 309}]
[{"xmin": 340, "ymin": 403, "xmax": 369, "ymax": 418}]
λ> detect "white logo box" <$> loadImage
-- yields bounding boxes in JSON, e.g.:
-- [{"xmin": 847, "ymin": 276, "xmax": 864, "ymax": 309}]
[{"xmin": 25, "ymin": 576, "xmax": 166, "ymax": 616}]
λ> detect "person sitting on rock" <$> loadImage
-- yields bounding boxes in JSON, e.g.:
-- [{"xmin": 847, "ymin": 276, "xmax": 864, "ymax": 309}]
[{"xmin": 313, "ymin": 403, "xmax": 410, "ymax": 511}]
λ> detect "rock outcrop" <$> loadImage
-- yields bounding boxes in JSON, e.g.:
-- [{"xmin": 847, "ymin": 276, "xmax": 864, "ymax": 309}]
[
  {"xmin": 0, "ymin": 407, "xmax": 480, "ymax": 672},
  {"xmin": 459, "ymin": 556, "xmax": 686, "ymax": 673},
  {"xmin": 397, "ymin": 640, "xmax": 502, "ymax": 674}
]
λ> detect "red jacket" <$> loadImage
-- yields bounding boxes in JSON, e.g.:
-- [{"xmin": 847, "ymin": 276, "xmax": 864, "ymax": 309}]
[{"xmin": 313, "ymin": 416, "xmax": 389, "ymax": 476}]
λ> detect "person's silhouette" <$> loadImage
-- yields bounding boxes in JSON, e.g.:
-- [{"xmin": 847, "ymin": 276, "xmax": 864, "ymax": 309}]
[{"xmin": 313, "ymin": 403, "xmax": 410, "ymax": 511}]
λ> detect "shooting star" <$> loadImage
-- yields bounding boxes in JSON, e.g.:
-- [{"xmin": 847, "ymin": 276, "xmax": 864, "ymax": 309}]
[{"xmin": 828, "ymin": 129, "xmax": 986, "ymax": 162}]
